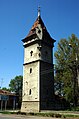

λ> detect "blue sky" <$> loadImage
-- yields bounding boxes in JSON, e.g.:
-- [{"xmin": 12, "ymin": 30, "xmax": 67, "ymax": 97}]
[{"xmin": 0, "ymin": 0, "xmax": 79, "ymax": 88}]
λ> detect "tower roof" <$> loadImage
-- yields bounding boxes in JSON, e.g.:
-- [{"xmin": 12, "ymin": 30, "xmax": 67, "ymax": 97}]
[
  {"xmin": 25, "ymin": 16, "xmax": 45, "ymax": 38},
  {"xmin": 22, "ymin": 14, "xmax": 56, "ymax": 44}
]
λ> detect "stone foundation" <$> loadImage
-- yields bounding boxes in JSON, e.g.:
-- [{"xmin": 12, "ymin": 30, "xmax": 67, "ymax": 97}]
[{"xmin": 21, "ymin": 101, "xmax": 40, "ymax": 112}]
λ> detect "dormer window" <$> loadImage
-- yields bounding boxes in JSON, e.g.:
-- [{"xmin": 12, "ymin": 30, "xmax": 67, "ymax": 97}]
[
  {"xmin": 38, "ymin": 29, "xmax": 41, "ymax": 34},
  {"xmin": 30, "ymin": 51, "xmax": 33, "ymax": 56}
]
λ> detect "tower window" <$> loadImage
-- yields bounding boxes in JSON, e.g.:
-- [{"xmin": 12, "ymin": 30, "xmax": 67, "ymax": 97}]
[
  {"xmin": 30, "ymin": 51, "xmax": 33, "ymax": 56},
  {"xmin": 38, "ymin": 29, "xmax": 41, "ymax": 34},
  {"xmin": 45, "ymin": 51, "xmax": 48, "ymax": 57},
  {"xmin": 29, "ymin": 89, "xmax": 31, "ymax": 95},
  {"xmin": 30, "ymin": 68, "xmax": 32, "ymax": 73},
  {"xmin": 45, "ymin": 51, "xmax": 48, "ymax": 55},
  {"xmin": 39, "ymin": 53, "xmax": 41, "ymax": 57}
]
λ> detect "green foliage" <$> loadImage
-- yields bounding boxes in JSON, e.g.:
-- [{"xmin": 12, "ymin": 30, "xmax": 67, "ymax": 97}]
[
  {"xmin": 9, "ymin": 75, "xmax": 23, "ymax": 94},
  {"xmin": 54, "ymin": 34, "xmax": 79, "ymax": 106},
  {"xmin": 1, "ymin": 87, "xmax": 10, "ymax": 91},
  {"xmin": 9, "ymin": 75, "xmax": 23, "ymax": 108}
]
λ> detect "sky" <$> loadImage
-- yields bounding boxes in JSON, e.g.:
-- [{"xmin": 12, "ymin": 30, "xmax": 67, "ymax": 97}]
[{"xmin": 0, "ymin": 0, "xmax": 79, "ymax": 88}]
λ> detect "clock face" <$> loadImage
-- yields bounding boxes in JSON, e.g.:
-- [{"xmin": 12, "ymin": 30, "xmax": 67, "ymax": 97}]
[{"xmin": 36, "ymin": 24, "xmax": 42, "ymax": 39}]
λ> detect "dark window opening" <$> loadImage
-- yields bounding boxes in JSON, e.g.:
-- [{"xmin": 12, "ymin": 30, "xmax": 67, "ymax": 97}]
[
  {"xmin": 30, "ymin": 51, "xmax": 33, "ymax": 56},
  {"xmin": 45, "ymin": 51, "xmax": 48, "ymax": 58},
  {"xmin": 29, "ymin": 89, "xmax": 31, "ymax": 95},
  {"xmin": 45, "ymin": 51, "xmax": 48, "ymax": 55},
  {"xmin": 38, "ymin": 29, "xmax": 41, "ymax": 34},
  {"xmin": 39, "ymin": 53, "xmax": 41, "ymax": 57},
  {"xmin": 30, "ymin": 68, "xmax": 32, "ymax": 73}
]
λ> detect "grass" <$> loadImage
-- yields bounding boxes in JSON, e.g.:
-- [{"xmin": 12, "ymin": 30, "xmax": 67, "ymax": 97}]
[
  {"xmin": 0, "ymin": 111, "xmax": 17, "ymax": 114},
  {"xmin": 28, "ymin": 112, "xmax": 79, "ymax": 118},
  {"xmin": 0, "ymin": 110, "xmax": 79, "ymax": 118}
]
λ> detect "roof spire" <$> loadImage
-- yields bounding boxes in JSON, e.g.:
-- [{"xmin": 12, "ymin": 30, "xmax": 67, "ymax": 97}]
[{"xmin": 38, "ymin": 6, "xmax": 41, "ymax": 17}]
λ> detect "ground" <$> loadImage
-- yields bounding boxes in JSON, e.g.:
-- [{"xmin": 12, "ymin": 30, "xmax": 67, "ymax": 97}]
[
  {"xmin": 0, "ymin": 114, "xmax": 61, "ymax": 119},
  {"xmin": 0, "ymin": 110, "xmax": 79, "ymax": 119},
  {"xmin": 0, "ymin": 114, "xmax": 79, "ymax": 119}
]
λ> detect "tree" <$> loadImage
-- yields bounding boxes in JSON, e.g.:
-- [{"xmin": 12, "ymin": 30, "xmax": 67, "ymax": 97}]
[
  {"xmin": 9, "ymin": 75, "xmax": 23, "ymax": 108},
  {"xmin": 54, "ymin": 34, "xmax": 79, "ymax": 107},
  {"xmin": 1, "ymin": 87, "xmax": 10, "ymax": 91}
]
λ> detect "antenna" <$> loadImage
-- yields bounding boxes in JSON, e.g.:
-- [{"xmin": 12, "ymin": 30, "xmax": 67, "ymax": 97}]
[{"xmin": 38, "ymin": 6, "xmax": 41, "ymax": 17}]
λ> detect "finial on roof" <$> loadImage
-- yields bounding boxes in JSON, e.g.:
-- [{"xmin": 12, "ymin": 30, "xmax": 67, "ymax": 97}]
[{"xmin": 38, "ymin": 6, "xmax": 41, "ymax": 17}]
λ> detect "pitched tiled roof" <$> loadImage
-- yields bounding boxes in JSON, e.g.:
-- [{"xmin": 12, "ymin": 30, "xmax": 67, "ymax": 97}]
[
  {"xmin": 22, "ymin": 16, "xmax": 51, "ymax": 42},
  {"xmin": 22, "ymin": 15, "xmax": 56, "ymax": 44},
  {"xmin": 0, "ymin": 89, "xmax": 16, "ymax": 96}
]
